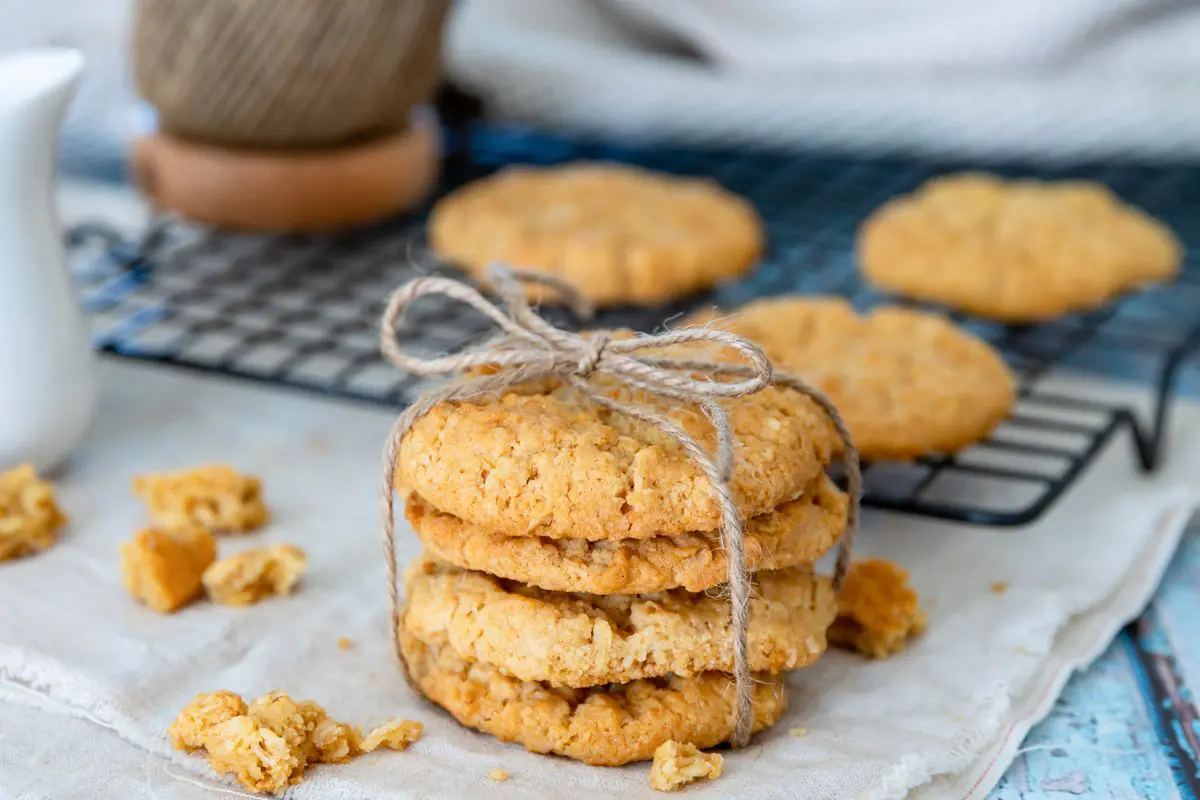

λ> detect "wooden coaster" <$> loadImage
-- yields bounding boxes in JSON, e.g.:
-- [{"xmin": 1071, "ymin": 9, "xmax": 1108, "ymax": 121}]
[{"xmin": 132, "ymin": 110, "xmax": 440, "ymax": 233}]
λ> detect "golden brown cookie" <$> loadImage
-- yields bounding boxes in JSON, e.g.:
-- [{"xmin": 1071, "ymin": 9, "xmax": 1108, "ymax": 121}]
[
  {"xmin": 427, "ymin": 163, "xmax": 763, "ymax": 307},
  {"xmin": 687, "ymin": 297, "xmax": 1016, "ymax": 460},
  {"xmin": 406, "ymin": 474, "xmax": 847, "ymax": 594},
  {"xmin": 397, "ymin": 620, "xmax": 787, "ymax": 766},
  {"xmin": 402, "ymin": 555, "xmax": 834, "ymax": 688},
  {"xmin": 827, "ymin": 559, "xmax": 926, "ymax": 659},
  {"xmin": 395, "ymin": 336, "xmax": 840, "ymax": 541},
  {"xmin": 859, "ymin": 173, "xmax": 1182, "ymax": 322}
]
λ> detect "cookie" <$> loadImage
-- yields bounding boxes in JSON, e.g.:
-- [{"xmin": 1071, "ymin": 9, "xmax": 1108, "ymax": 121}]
[
  {"xmin": 406, "ymin": 474, "xmax": 847, "ymax": 594},
  {"xmin": 427, "ymin": 163, "xmax": 763, "ymax": 307},
  {"xmin": 402, "ymin": 555, "xmax": 835, "ymax": 687},
  {"xmin": 859, "ymin": 173, "xmax": 1182, "ymax": 322},
  {"xmin": 397, "ymin": 620, "xmax": 787, "ymax": 766},
  {"xmin": 827, "ymin": 559, "xmax": 926, "ymax": 659},
  {"xmin": 395, "ymin": 337, "xmax": 840, "ymax": 541},
  {"xmin": 687, "ymin": 298, "xmax": 1016, "ymax": 460}
]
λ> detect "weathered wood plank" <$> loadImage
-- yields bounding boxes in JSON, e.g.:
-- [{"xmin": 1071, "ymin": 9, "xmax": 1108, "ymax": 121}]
[
  {"xmin": 990, "ymin": 636, "xmax": 1184, "ymax": 798},
  {"xmin": 991, "ymin": 530, "xmax": 1200, "ymax": 798}
]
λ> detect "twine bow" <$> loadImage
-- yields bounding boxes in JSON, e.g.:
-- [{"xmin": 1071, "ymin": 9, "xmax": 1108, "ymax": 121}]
[{"xmin": 379, "ymin": 265, "xmax": 860, "ymax": 748}]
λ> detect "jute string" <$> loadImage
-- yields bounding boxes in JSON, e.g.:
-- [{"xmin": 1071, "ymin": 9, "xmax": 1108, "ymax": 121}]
[{"xmin": 378, "ymin": 266, "xmax": 860, "ymax": 748}]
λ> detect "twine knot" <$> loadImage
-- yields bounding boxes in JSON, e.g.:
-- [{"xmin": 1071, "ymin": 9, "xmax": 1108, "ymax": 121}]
[
  {"xmin": 378, "ymin": 264, "xmax": 860, "ymax": 750},
  {"xmin": 577, "ymin": 332, "xmax": 610, "ymax": 377}
]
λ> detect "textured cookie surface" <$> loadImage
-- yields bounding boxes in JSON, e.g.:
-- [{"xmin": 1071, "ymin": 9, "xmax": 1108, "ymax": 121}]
[
  {"xmin": 687, "ymin": 298, "xmax": 1016, "ymax": 460},
  {"xmin": 396, "ymin": 336, "xmax": 839, "ymax": 540},
  {"xmin": 407, "ymin": 474, "xmax": 846, "ymax": 594},
  {"xmin": 859, "ymin": 173, "xmax": 1182, "ymax": 322},
  {"xmin": 403, "ymin": 555, "xmax": 835, "ymax": 687},
  {"xmin": 427, "ymin": 163, "xmax": 763, "ymax": 307},
  {"xmin": 397, "ymin": 621, "xmax": 787, "ymax": 766}
]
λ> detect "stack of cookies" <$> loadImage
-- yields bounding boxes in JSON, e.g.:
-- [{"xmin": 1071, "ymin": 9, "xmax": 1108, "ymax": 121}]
[{"xmin": 391, "ymin": 336, "xmax": 851, "ymax": 766}]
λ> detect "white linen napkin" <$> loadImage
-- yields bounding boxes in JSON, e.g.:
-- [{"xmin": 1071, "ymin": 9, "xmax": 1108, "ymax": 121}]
[{"xmin": 1, "ymin": 359, "xmax": 1194, "ymax": 799}]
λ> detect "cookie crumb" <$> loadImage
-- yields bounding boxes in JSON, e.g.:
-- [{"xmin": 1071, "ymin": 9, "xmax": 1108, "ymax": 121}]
[
  {"xmin": 169, "ymin": 691, "xmax": 249, "ymax": 751},
  {"xmin": 649, "ymin": 740, "xmax": 723, "ymax": 792},
  {"xmin": 990, "ymin": 581, "xmax": 1008, "ymax": 595},
  {"xmin": 363, "ymin": 719, "xmax": 423, "ymax": 752},
  {"xmin": 338, "ymin": 637, "xmax": 353, "ymax": 650},
  {"xmin": 202, "ymin": 544, "xmax": 307, "ymax": 606},
  {"xmin": 170, "ymin": 689, "xmax": 364, "ymax": 793},
  {"xmin": 790, "ymin": 727, "xmax": 808, "ymax": 737},
  {"xmin": 121, "ymin": 527, "xmax": 217, "ymax": 613},
  {"xmin": 488, "ymin": 768, "xmax": 509, "ymax": 782},
  {"xmin": 0, "ymin": 464, "xmax": 67, "ymax": 561},
  {"xmin": 828, "ymin": 559, "xmax": 926, "ymax": 659},
  {"xmin": 133, "ymin": 464, "xmax": 269, "ymax": 533}
]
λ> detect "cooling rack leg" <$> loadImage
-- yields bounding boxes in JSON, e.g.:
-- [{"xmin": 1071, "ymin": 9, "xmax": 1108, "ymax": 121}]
[{"xmin": 1135, "ymin": 329, "xmax": 1200, "ymax": 472}]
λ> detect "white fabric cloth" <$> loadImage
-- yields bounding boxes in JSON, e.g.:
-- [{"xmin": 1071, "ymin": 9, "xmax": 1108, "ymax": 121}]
[
  {"xmin": 446, "ymin": 0, "xmax": 1200, "ymax": 161},
  {"xmin": 0, "ymin": 358, "xmax": 1195, "ymax": 799}
]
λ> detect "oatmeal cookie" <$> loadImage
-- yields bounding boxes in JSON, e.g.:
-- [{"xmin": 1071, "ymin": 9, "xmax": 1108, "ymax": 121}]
[
  {"xmin": 828, "ymin": 559, "xmax": 926, "ymax": 659},
  {"xmin": 132, "ymin": 464, "xmax": 269, "ymax": 533},
  {"xmin": 395, "ymin": 335, "xmax": 840, "ymax": 541},
  {"xmin": 407, "ymin": 474, "xmax": 846, "ymax": 594},
  {"xmin": 0, "ymin": 464, "xmax": 67, "ymax": 562},
  {"xmin": 687, "ymin": 298, "xmax": 1016, "ymax": 460},
  {"xmin": 859, "ymin": 173, "xmax": 1182, "ymax": 322},
  {"xmin": 427, "ymin": 163, "xmax": 763, "ymax": 307},
  {"xmin": 402, "ymin": 556, "xmax": 834, "ymax": 687},
  {"xmin": 397, "ymin": 620, "xmax": 787, "ymax": 766}
]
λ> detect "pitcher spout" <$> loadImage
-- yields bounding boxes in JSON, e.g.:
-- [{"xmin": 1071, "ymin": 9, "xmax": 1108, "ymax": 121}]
[{"xmin": 0, "ymin": 48, "xmax": 84, "ymax": 116}]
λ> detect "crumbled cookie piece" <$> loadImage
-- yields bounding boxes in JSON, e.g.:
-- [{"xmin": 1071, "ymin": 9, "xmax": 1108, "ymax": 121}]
[
  {"xmin": 0, "ymin": 464, "xmax": 67, "ymax": 561},
  {"xmin": 337, "ymin": 637, "xmax": 353, "ymax": 650},
  {"xmin": 132, "ymin": 464, "xmax": 269, "ymax": 533},
  {"xmin": 121, "ymin": 527, "xmax": 217, "ymax": 613},
  {"xmin": 247, "ymin": 691, "xmax": 328, "ymax": 757},
  {"xmin": 488, "ymin": 768, "xmax": 509, "ymax": 782},
  {"xmin": 170, "ymin": 689, "xmax": 365, "ymax": 793},
  {"xmin": 828, "ymin": 559, "xmax": 926, "ymax": 659},
  {"xmin": 790, "ymin": 727, "xmax": 808, "ymax": 738},
  {"xmin": 649, "ymin": 741, "xmax": 723, "ymax": 792},
  {"xmin": 991, "ymin": 581, "xmax": 1009, "ymax": 595},
  {"xmin": 363, "ymin": 719, "xmax": 423, "ymax": 752},
  {"xmin": 203, "ymin": 714, "xmax": 304, "ymax": 794},
  {"xmin": 311, "ymin": 717, "xmax": 362, "ymax": 764},
  {"xmin": 203, "ymin": 544, "xmax": 307, "ymax": 607},
  {"xmin": 169, "ymin": 691, "xmax": 249, "ymax": 751}
]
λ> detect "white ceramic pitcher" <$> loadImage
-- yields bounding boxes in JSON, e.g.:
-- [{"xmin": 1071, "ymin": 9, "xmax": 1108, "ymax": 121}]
[{"xmin": 0, "ymin": 49, "xmax": 95, "ymax": 473}]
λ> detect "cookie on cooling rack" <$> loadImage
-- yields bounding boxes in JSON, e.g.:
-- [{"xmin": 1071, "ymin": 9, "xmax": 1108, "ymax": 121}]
[
  {"xmin": 686, "ymin": 297, "xmax": 1016, "ymax": 461},
  {"xmin": 858, "ymin": 173, "xmax": 1182, "ymax": 322},
  {"xmin": 426, "ymin": 163, "xmax": 763, "ymax": 307}
]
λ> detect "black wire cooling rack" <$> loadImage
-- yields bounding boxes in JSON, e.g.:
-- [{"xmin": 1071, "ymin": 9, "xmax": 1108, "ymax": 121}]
[{"xmin": 66, "ymin": 121, "xmax": 1200, "ymax": 527}]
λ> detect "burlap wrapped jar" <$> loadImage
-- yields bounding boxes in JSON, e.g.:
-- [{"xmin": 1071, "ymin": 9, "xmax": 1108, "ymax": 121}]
[{"xmin": 132, "ymin": 0, "xmax": 451, "ymax": 149}]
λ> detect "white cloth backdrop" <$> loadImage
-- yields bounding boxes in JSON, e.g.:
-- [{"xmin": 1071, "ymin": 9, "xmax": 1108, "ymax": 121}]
[{"xmin": 3, "ymin": 0, "xmax": 1200, "ymax": 165}]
